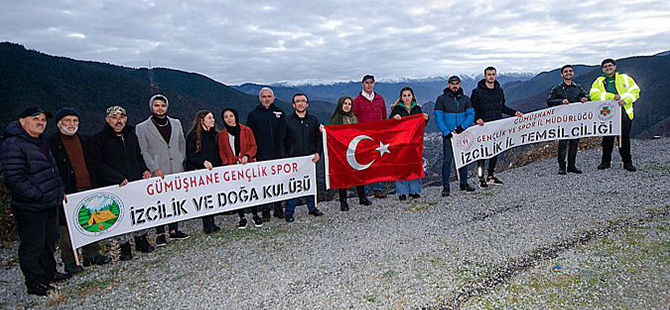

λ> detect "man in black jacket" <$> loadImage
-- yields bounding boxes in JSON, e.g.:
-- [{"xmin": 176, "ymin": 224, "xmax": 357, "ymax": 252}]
[
  {"xmin": 279, "ymin": 93, "xmax": 323, "ymax": 223},
  {"xmin": 471, "ymin": 66, "xmax": 523, "ymax": 188},
  {"xmin": 1, "ymin": 107, "xmax": 66, "ymax": 296},
  {"xmin": 89, "ymin": 106, "xmax": 153, "ymax": 261},
  {"xmin": 49, "ymin": 108, "xmax": 111, "ymax": 274},
  {"xmin": 546, "ymin": 65, "xmax": 589, "ymax": 175},
  {"xmin": 246, "ymin": 87, "xmax": 286, "ymax": 221}
]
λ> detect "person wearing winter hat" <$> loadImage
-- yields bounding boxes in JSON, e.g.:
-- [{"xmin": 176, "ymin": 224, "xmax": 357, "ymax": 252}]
[
  {"xmin": 136, "ymin": 94, "xmax": 190, "ymax": 246},
  {"xmin": 1, "ymin": 107, "xmax": 66, "ymax": 296},
  {"xmin": 48, "ymin": 107, "xmax": 111, "ymax": 275}
]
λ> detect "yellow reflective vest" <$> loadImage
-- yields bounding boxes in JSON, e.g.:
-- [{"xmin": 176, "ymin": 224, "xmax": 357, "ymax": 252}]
[{"xmin": 589, "ymin": 72, "xmax": 640, "ymax": 119}]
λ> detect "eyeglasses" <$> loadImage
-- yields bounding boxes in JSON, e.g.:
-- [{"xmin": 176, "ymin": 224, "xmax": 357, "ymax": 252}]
[{"xmin": 603, "ymin": 64, "xmax": 615, "ymax": 68}]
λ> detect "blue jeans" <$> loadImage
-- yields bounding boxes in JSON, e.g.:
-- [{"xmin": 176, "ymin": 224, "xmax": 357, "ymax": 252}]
[
  {"xmin": 395, "ymin": 179, "xmax": 422, "ymax": 195},
  {"xmin": 285, "ymin": 196, "xmax": 316, "ymax": 217},
  {"xmin": 367, "ymin": 182, "xmax": 382, "ymax": 192},
  {"xmin": 442, "ymin": 136, "xmax": 468, "ymax": 192}
]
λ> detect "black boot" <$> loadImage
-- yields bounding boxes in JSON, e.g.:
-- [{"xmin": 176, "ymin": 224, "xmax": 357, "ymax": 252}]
[
  {"xmin": 262, "ymin": 208, "xmax": 271, "ymax": 222},
  {"xmin": 202, "ymin": 217, "xmax": 212, "ymax": 234},
  {"xmin": 134, "ymin": 235, "xmax": 155, "ymax": 253},
  {"xmin": 273, "ymin": 204, "xmax": 285, "ymax": 219},
  {"xmin": 340, "ymin": 200, "xmax": 349, "ymax": 211},
  {"xmin": 558, "ymin": 163, "xmax": 567, "ymax": 175},
  {"xmin": 358, "ymin": 197, "xmax": 372, "ymax": 205},
  {"xmin": 120, "ymin": 242, "xmax": 132, "ymax": 261}
]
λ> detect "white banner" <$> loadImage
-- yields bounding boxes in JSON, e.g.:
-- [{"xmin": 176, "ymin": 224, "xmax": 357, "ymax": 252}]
[
  {"xmin": 451, "ymin": 100, "xmax": 621, "ymax": 169},
  {"xmin": 64, "ymin": 156, "xmax": 317, "ymax": 249}
]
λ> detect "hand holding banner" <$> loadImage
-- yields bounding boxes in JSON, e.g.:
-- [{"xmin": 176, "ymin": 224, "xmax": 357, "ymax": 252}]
[
  {"xmin": 64, "ymin": 156, "xmax": 317, "ymax": 249},
  {"xmin": 323, "ymin": 114, "xmax": 425, "ymax": 189},
  {"xmin": 451, "ymin": 100, "xmax": 621, "ymax": 169}
]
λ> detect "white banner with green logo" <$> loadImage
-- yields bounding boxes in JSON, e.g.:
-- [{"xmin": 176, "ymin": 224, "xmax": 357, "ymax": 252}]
[
  {"xmin": 451, "ymin": 100, "xmax": 622, "ymax": 169},
  {"xmin": 63, "ymin": 156, "xmax": 317, "ymax": 249}
]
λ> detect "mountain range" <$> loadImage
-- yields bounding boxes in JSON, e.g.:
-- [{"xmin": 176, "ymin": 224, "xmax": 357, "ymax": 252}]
[
  {"xmin": 1, "ymin": 42, "xmax": 668, "ymax": 138},
  {"xmin": 236, "ymin": 56, "xmax": 670, "ymax": 138}
]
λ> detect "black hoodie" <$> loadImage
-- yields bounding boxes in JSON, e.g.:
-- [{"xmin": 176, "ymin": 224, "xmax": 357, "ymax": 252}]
[{"xmin": 470, "ymin": 79, "xmax": 517, "ymax": 122}]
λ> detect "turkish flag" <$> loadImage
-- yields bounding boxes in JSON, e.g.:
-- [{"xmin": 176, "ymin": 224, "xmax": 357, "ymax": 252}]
[{"xmin": 323, "ymin": 114, "xmax": 425, "ymax": 189}]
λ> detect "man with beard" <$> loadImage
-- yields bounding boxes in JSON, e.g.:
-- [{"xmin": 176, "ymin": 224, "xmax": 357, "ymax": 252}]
[
  {"xmin": 89, "ymin": 106, "xmax": 153, "ymax": 261},
  {"xmin": 246, "ymin": 87, "xmax": 286, "ymax": 221},
  {"xmin": 434, "ymin": 76, "xmax": 476, "ymax": 197},
  {"xmin": 546, "ymin": 65, "xmax": 589, "ymax": 175},
  {"xmin": 279, "ymin": 93, "xmax": 323, "ymax": 222},
  {"xmin": 471, "ymin": 66, "xmax": 523, "ymax": 188},
  {"xmin": 589, "ymin": 58, "xmax": 640, "ymax": 172},
  {"xmin": 136, "ymin": 94, "xmax": 190, "ymax": 246},
  {"xmin": 49, "ymin": 108, "xmax": 111, "ymax": 274},
  {"xmin": 1, "ymin": 107, "xmax": 67, "ymax": 296}
]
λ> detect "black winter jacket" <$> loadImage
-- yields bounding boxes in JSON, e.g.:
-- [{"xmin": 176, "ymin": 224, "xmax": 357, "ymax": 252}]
[
  {"xmin": 246, "ymin": 104, "xmax": 286, "ymax": 161},
  {"xmin": 0, "ymin": 121, "xmax": 64, "ymax": 212},
  {"xmin": 471, "ymin": 79, "xmax": 516, "ymax": 122},
  {"xmin": 279, "ymin": 112, "xmax": 322, "ymax": 158},
  {"xmin": 184, "ymin": 128, "xmax": 222, "ymax": 171},
  {"xmin": 88, "ymin": 124, "xmax": 149, "ymax": 186},
  {"xmin": 389, "ymin": 102, "xmax": 425, "ymax": 119},
  {"xmin": 48, "ymin": 133, "xmax": 96, "ymax": 225},
  {"xmin": 48, "ymin": 133, "xmax": 96, "ymax": 195},
  {"xmin": 546, "ymin": 82, "xmax": 589, "ymax": 107}
]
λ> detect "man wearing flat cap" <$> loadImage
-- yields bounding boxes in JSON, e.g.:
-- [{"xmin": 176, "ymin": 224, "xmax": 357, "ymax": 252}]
[
  {"xmin": 1, "ymin": 107, "xmax": 67, "ymax": 296},
  {"xmin": 48, "ymin": 107, "xmax": 111, "ymax": 275},
  {"xmin": 353, "ymin": 74, "xmax": 388, "ymax": 199},
  {"xmin": 89, "ymin": 106, "xmax": 153, "ymax": 261}
]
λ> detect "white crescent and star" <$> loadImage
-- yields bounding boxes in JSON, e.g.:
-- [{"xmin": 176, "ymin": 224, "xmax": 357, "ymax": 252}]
[{"xmin": 346, "ymin": 135, "xmax": 391, "ymax": 171}]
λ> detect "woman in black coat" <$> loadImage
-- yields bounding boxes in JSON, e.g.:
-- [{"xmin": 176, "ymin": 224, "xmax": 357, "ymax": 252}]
[{"xmin": 185, "ymin": 110, "xmax": 223, "ymax": 233}]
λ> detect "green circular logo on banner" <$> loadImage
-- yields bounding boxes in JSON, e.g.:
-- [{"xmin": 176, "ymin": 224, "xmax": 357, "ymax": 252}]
[
  {"xmin": 73, "ymin": 193, "xmax": 124, "ymax": 236},
  {"xmin": 598, "ymin": 102, "xmax": 615, "ymax": 121}
]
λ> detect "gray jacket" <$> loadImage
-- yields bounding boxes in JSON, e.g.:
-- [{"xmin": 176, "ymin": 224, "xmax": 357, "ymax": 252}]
[{"xmin": 136, "ymin": 116, "xmax": 186, "ymax": 175}]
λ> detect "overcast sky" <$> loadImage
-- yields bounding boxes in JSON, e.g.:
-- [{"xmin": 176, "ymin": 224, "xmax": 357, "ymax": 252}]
[{"xmin": 2, "ymin": 0, "xmax": 669, "ymax": 85}]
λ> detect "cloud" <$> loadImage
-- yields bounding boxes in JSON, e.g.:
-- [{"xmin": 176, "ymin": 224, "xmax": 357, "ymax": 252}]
[{"xmin": 1, "ymin": 0, "xmax": 669, "ymax": 84}]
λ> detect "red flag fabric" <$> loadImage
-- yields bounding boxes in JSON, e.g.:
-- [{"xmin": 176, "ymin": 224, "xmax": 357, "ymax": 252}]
[{"xmin": 323, "ymin": 114, "xmax": 425, "ymax": 189}]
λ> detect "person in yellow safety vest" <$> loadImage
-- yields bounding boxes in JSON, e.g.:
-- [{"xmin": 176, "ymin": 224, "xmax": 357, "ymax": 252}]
[{"xmin": 589, "ymin": 58, "xmax": 640, "ymax": 172}]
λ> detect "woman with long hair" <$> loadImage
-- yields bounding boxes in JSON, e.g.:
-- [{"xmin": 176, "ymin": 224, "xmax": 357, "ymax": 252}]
[
  {"xmin": 389, "ymin": 87, "xmax": 429, "ymax": 201},
  {"xmin": 330, "ymin": 96, "xmax": 372, "ymax": 211},
  {"xmin": 218, "ymin": 108, "xmax": 262, "ymax": 229},
  {"xmin": 185, "ymin": 110, "xmax": 223, "ymax": 233}
]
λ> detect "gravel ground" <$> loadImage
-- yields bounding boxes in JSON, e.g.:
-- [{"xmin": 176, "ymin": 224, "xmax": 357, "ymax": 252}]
[
  {"xmin": 1, "ymin": 138, "xmax": 669, "ymax": 310},
  {"xmin": 462, "ymin": 215, "xmax": 670, "ymax": 310}
]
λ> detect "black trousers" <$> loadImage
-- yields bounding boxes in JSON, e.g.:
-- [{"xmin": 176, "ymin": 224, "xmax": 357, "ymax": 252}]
[
  {"xmin": 155, "ymin": 222, "xmax": 179, "ymax": 235},
  {"xmin": 261, "ymin": 202, "xmax": 283, "ymax": 214},
  {"xmin": 602, "ymin": 108, "xmax": 632, "ymax": 165},
  {"xmin": 338, "ymin": 186, "xmax": 366, "ymax": 202},
  {"xmin": 477, "ymin": 155, "xmax": 498, "ymax": 179},
  {"xmin": 237, "ymin": 206, "xmax": 259, "ymax": 218},
  {"xmin": 14, "ymin": 206, "xmax": 59, "ymax": 287},
  {"xmin": 558, "ymin": 138, "xmax": 580, "ymax": 169}
]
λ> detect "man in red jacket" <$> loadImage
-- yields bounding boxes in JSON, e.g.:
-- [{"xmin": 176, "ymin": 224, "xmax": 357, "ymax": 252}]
[{"xmin": 353, "ymin": 74, "xmax": 387, "ymax": 198}]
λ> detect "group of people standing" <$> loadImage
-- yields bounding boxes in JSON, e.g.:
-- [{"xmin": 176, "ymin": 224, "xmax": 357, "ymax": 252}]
[{"xmin": 0, "ymin": 58, "xmax": 640, "ymax": 296}]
